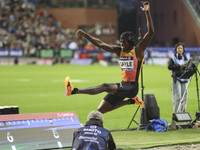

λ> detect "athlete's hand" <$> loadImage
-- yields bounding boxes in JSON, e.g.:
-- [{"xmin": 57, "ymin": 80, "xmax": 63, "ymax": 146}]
[
  {"xmin": 140, "ymin": 1, "xmax": 150, "ymax": 12},
  {"xmin": 76, "ymin": 29, "xmax": 86, "ymax": 37}
]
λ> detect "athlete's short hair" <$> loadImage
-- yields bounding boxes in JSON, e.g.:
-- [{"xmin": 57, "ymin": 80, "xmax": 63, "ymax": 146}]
[
  {"xmin": 87, "ymin": 111, "xmax": 103, "ymax": 122},
  {"xmin": 120, "ymin": 31, "xmax": 138, "ymax": 46}
]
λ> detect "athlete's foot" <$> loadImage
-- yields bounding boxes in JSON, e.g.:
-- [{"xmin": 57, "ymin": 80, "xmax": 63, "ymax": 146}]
[
  {"xmin": 64, "ymin": 76, "xmax": 74, "ymax": 96},
  {"xmin": 132, "ymin": 95, "xmax": 145, "ymax": 108}
]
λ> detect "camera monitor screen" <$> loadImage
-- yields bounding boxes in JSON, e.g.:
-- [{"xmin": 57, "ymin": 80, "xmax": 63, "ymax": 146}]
[
  {"xmin": 180, "ymin": 59, "xmax": 200, "ymax": 79},
  {"xmin": 0, "ymin": 112, "xmax": 81, "ymax": 150}
]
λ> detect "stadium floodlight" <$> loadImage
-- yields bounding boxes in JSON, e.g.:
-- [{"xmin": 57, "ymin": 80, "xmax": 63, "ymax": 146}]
[{"xmin": 173, "ymin": 112, "xmax": 192, "ymax": 122}]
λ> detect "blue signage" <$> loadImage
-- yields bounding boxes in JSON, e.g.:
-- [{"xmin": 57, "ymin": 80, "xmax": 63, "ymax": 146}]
[
  {"xmin": 0, "ymin": 49, "xmax": 9, "ymax": 57},
  {"xmin": 0, "ymin": 49, "xmax": 23, "ymax": 58},
  {"xmin": 9, "ymin": 49, "xmax": 23, "ymax": 57}
]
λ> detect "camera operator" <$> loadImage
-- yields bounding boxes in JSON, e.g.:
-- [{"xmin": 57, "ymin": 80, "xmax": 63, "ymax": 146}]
[
  {"xmin": 168, "ymin": 43, "xmax": 189, "ymax": 113},
  {"xmin": 72, "ymin": 111, "xmax": 117, "ymax": 150}
]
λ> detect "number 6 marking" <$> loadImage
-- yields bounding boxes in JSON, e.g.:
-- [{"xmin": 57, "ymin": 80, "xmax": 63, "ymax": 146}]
[
  {"xmin": 7, "ymin": 132, "xmax": 14, "ymax": 142},
  {"xmin": 52, "ymin": 128, "xmax": 59, "ymax": 139}
]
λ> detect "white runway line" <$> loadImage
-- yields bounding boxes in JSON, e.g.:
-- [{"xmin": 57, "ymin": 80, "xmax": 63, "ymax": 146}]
[
  {"xmin": 38, "ymin": 94, "xmax": 48, "ymax": 97},
  {"xmin": 15, "ymin": 79, "xmax": 30, "ymax": 82},
  {"xmin": 53, "ymin": 79, "xmax": 89, "ymax": 83}
]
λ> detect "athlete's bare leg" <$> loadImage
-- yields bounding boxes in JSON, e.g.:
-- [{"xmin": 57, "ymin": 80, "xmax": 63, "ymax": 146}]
[
  {"xmin": 98, "ymin": 99, "xmax": 129, "ymax": 114},
  {"xmin": 76, "ymin": 83, "xmax": 118, "ymax": 95},
  {"xmin": 98, "ymin": 100, "xmax": 113, "ymax": 113}
]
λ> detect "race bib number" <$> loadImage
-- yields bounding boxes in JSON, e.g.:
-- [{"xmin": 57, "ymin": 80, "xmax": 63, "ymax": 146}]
[{"xmin": 119, "ymin": 56, "xmax": 134, "ymax": 71}]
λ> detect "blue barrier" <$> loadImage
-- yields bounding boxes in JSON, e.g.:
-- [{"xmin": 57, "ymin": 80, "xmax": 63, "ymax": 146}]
[
  {"xmin": 0, "ymin": 49, "xmax": 9, "ymax": 57},
  {"xmin": 0, "ymin": 47, "xmax": 200, "ymax": 59},
  {"xmin": 145, "ymin": 47, "xmax": 200, "ymax": 59},
  {"xmin": 0, "ymin": 49, "xmax": 23, "ymax": 58}
]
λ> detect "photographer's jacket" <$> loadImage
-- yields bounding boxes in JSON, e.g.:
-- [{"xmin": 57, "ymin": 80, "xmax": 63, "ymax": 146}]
[
  {"xmin": 72, "ymin": 119, "xmax": 116, "ymax": 150},
  {"xmin": 168, "ymin": 54, "xmax": 189, "ymax": 82}
]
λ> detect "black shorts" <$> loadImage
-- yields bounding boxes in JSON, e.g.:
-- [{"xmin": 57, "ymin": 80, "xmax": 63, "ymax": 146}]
[{"xmin": 104, "ymin": 81, "xmax": 138, "ymax": 106}]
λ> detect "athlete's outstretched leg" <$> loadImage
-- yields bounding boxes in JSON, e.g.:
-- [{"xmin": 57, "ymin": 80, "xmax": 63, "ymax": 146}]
[
  {"xmin": 98, "ymin": 96, "xmax": 145, "ymax": 114},
  {"xmin": 98, "ymin": 100, "xmax": 129, "ymax": 113},
  {"xmin": 98, "ymin": 100, "xmax": 114, "ymax": 114},
  {"xmin": 77, "ymin": 83, "xmax": 117, "ymax": 95},
  {"xmin": 64, "ymin": 76, "xmax": 118, "ymax": 96},
  {"xmin": 109, "ymin": 96, "xmax": 145, "ymax": 110},
  {"xmin": 97, "ymin": 99, "xmax": 139, "ymax": 113}
]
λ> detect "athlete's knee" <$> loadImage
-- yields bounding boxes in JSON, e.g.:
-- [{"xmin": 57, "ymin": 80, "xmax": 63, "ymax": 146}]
[
  {"xmin": 100, "ymin": 83, "xmax": 116, "ymax": 93},
  {"xmin": 100, "ymin": 83, "xmax": 110, "ymax": 91},
  {"xmin": 98, "ymin": 103, "xmax": 113, "ymax": 114},
  {"xmin": 97, "ymin": 107, "xmax": 105, "ymax": 114},
  {"xmin": 98, "ymin": 101, "xmax": 109, "ymax": 114},
  {"xmin": 98, "ymin": 107, "xmax": 108, "ymax": 114}
]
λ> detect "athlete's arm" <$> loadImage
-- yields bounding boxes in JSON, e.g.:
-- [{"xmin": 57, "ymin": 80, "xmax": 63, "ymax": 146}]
[
  {"xmin": 76, "ymin": 29, "xmax": 121, "ymax": 56},
  {"xmin": 135, "ymin": 1, "xmax": 154, "ymax": 60}
]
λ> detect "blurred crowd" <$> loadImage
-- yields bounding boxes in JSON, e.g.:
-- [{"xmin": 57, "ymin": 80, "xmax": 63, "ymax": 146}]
[
  {"xmin": 190, "ymin": 0, "xmax": 200, "ymax": 14},
  {"xmin": 36, "ymin": 0, "xmax": 116, "ymax": 9},
  {"xmin": 2, "ymin": 0, "xmax": 199, "ymax": 61},
  {"xmin": 0, "ymin": 0, "xmax": 89, "ymax": 57}
]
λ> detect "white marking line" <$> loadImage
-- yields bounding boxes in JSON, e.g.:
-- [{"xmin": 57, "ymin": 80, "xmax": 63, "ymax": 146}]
[
  {"xmin": 38, "ymin": 94, "xmax": 48, "ymax": 97},
  {"xmin": 16, "ymin": 79, "xmax": 30, "ymax": 82},
  {"xmin": 14, "ymin": 79, "xmax": 88, "ymax": 83},
  {"xmin": 53, "ymin": 79, "xmax": 89, "ymax": 83},
  {"xmin": 71, "ymin": 79, "xmax": 89, "ymax": 83},
  {"xmin": 11, "ymin": 146, "xmax": 16, "ymax": 150},
  {"xmin": 57, "ymin": 141, "xmax": 63, "ymax": 148}
]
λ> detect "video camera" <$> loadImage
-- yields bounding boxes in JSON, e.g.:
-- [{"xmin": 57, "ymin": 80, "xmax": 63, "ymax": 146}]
[{"xmin": 178, "ymin": 58, "xmax": 200, "ymax": 79}]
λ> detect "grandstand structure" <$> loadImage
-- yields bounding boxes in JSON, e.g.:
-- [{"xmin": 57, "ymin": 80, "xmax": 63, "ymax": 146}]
[
  {"xmin": 0, "ymin": 0, "xmax": 119, "ymax": 65},
  {"xmin": 137, "ymin": 0, "xmax": 200, "ymax": 46},
  {"xmin": 0, "ymin": 0, "xmax": 200, "ymax": 65}
]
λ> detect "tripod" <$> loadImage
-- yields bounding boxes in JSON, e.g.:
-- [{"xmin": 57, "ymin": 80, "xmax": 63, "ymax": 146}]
[
  {"xmin": 127, "ymin": 28, "xmax": 144, "ymax": 130},
  {"xmin": 170, "ymin": 59, "xmax": 200, "ymax": 129},
  {"xmin": 191, "ymin": 68, "xmax": 200, "ymax": 124},
  {"xmin": 127, "ymin": 68, "xmax": 144, "ymax": 130},
  {"xmin": 177, "ymin": 59, "xmax": 200, "ymax": 113}
]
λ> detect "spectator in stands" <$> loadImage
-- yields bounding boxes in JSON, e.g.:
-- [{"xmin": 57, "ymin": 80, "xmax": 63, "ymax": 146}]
[
  {"xmin": 72, "ymin": 110, "xmax": 116, "ymax": 150},
  {"xmin": 0, "ymin": 0, "xmax": 79, "ymax": 57},
  {"xmin": 68, "ymin": 40, "xmax": 78, "ymax": 50},
  {"xmin": 84, "ymin": 42, "xmax": 95, "ymax": 50},
  {"xmin": 168, "ymin": 43, "xmax": 189, "ymax": 113}
]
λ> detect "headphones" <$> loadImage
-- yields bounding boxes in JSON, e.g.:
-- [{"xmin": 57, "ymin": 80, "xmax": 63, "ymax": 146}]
[{"xmin": 174, "ymin": 43, "xmax": 185, "ymax": 53}]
